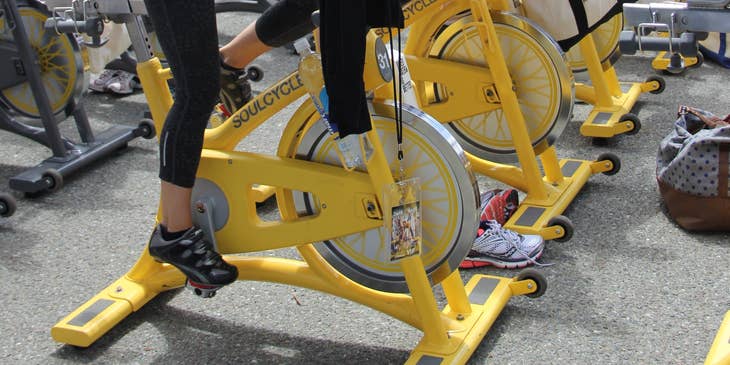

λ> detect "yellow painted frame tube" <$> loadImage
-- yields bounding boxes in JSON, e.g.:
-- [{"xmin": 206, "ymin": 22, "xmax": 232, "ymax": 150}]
[
  {"xmin": 138, "ymin": 56, "xmax": 308, "ymax": 152},
  {"xmin": 397, "ymin": 56, "xmax": 499, "ymax": 122},
  {"xmin": 136, "ymin": 58, "xmax": 173, "ymax": 137},
  {"xmin": 196, "ymin": 150, "xmax": 384, "ymax": 253},
  {"xmin": 705, "ymin": 310, "xmax": 730, "ymax": 365},
  {"xmin": 466, "ymin": 0, "xmax": 549, "ymax": 201},
  {"xmin": 578, "ymin": 34, "xmax": 617, "ymax": 107}
]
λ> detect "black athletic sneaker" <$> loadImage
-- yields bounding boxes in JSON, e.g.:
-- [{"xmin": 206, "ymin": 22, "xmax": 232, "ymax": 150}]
[
  {"xmin": 218, "ymin": 66, "xmax": 253, "ymax": 115},
  {"xmin": 148, "ymin": 226, "xmax": 238, "ymax": 294}
]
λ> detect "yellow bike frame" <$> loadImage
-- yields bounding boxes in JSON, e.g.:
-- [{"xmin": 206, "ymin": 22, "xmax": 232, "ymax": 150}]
[
  {"xmin": 705, "ymin": 310, "xmax": 730, "ymax": 365},
  {"xmin": 575, "ymin": 33, "xmax": 664, "ymax": 138},
  {"xmin": 371, "ymin": 0, "xmax": 617, "ymax": 240},
  {"xmin": 51, "ymin": 1, "xmax": 543, "ymax": 363}
]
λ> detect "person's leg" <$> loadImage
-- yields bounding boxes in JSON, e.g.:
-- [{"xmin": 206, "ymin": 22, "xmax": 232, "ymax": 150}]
[
  {"xmin": 216, "ymin": 0, "xmax": 318, "ymax": 113},
  {"xmin": 159, "ymin": 181, "xmax": 192, "ymax": 232},
  {"xmin": 144, "ymin": 0, "xmax": 237, "ymax": 289},
  {"xmin": 219, "ymin": 21, "xmax": 271, "ymax": 70},
  {"xmin": 217, "ymin": 21, "xmax": 263, "ymax": 114},
  {"xmin": 220, "ymin": 0, "xmax": 318, "ymax": 66}
]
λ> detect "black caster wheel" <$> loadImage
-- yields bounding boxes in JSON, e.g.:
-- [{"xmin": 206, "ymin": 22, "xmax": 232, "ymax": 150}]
[
  {"xmin": 42, "ymin": 169, "xmax": 63, "ymax": 193},
  {"xmin": 0, "ymin": 193, "xmax": 17, "ymax": 217},
  {"xmin": 620, "ymin": 113, "xmax": 641, "ymax": 135},
  {"xmin": 688, "ymin": 51, "xmax": 704, "ymax": 69},
  {"xmin": 646, "ymin": 75, "xmax": 666, "ymax": 94},
  {"xmin": 136, "ymin": 119, "xmax": 157, "ymax": 139},
  {"xmin": 516, "ymin": 268, "xmax": 547, "ymax": 298},
  {"xmin": 597, "ymin": 152, "xmax": 621, "ymax": 176},
  {"xmin": 547, "ymin": 215, "xmax": 573, "ymax": 243},
  {"xmin": 246, "ymin": 65, "xmax": 264, "ymax": 82}
]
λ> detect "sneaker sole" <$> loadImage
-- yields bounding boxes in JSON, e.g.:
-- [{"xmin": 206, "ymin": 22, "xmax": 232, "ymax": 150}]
[
  {"xmin": 459, "ymin": 249, "xmax": 544, "ymax": 270},
  {"xmin": 459, "ymin": 260, "xmax": 492, "ymax": 269}
]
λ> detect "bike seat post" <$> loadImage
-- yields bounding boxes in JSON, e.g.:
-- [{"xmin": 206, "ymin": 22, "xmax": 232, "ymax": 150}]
[
  {"xmin": 113, "ymin": 6, "xmax": 173, "ymax": 131},
  {"xmin": 123, "ymin": 14, "xmax": 154, "ymax": 64}
]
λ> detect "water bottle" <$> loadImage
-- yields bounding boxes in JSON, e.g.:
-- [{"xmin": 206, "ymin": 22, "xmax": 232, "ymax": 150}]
[
  {"xmin": 388, "ymin": 46, "xmax": 418, "ymax": 107},
  {"xmin": 294, "ymin": 38, "xmax": 362, "ymax": 170}
]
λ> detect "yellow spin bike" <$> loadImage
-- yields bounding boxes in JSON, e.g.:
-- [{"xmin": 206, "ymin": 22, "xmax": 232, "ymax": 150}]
[
  {"xmin": 48, "ymin": 0, "xmax": 546, "ymax": 363},
  {"xmin": 515, "ymin": 2, "xmax": 666, "ymax": 139},
  {"xmin": 373, "ymin": 0, "xmax": 619, "ymax": 241}
]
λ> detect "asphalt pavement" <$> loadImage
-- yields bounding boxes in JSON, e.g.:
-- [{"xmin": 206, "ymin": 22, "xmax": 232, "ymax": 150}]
[{"xmin": 1, "ymin": 11, "xmax": 729, "ymax": 365}]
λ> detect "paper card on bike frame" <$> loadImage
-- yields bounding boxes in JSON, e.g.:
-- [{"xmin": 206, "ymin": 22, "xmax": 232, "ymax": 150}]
[{"xmin": 384, "ymin": 178, "xmax": 422, "ymax": 262}]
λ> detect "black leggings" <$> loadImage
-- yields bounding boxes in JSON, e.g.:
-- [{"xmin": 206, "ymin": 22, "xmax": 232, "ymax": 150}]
[
  {"xmin": 255, "ymin": 0, "xmax": 408, "ymax": 47},
  {"xmin": 145, "ymin": 0, "xmax": 220, "ymax": 188},
  {"xmin": 145, "ymin": 0, "xmax": 371, "ymax": 187},
  {"xmin": 256, "ymin": 0, "xmax": 318, "ymax": 47},
  {"xmin": 146, "ymin": 0, "xmax": 319, "ymax": 188},
  {"xmin": 259, "ymin": 0, "xmax": 403, "ymax": 137}
]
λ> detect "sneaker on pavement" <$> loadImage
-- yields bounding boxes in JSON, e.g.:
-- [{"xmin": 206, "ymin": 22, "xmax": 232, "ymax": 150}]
[
  {"xmin": 106, "ymin": 70, "xmax": 141, "ymax": 95},
  {"xmin": 89, "ymin": 69, "xmax": 119, "ymax": 92},
  {"xmin": 460, "ymin": 219, "xmax": 544, "ymax": 269},
  {"xmin": 479, "ymin": 188, "xmax": 519, "ymax": 225}
]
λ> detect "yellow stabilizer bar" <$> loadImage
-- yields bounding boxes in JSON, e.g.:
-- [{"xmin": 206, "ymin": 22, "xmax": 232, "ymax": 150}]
[
  {"xmin": 578, "ymin": 82, "xmax": 644, "ymax": 138},
  {"xmin": 52, "ymin": 253, "xmax": 186, "ymax": 347},
  {"xmin": 406, "ymin": 274, "xmax": 539, "ymax": 364},
  {"xmin": 469, "ymin": 151, "xmax": 615, "ymax": 240},
  {"xmin": 705, "ymin": 310, "xmax": 730, "ymax": 365},
  {"xmin": 574, "ymin": 34, "xmax": 663, "ymax": 139},
  {"xmin": 51, "ymin": 273, "xmax": 182, "ymax": 347}
]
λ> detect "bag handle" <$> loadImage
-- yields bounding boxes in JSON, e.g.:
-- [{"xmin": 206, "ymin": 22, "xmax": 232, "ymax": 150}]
[{"xmin": 680, "ymin": 105, "xmax": 730, "ymax": 131}]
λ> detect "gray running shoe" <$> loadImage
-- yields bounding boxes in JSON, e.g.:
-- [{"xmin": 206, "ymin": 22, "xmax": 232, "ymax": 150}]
[
  {"xmin": 465, "ymin": 220, "xmax": 544, "ymax": 269},
  {"xmin": 106, "ymin": 70, "xmax": 141, "ymax": 95},
  {"xmin": 89, "ymin": 69, "xmax": 119, "ymax": 92}
]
